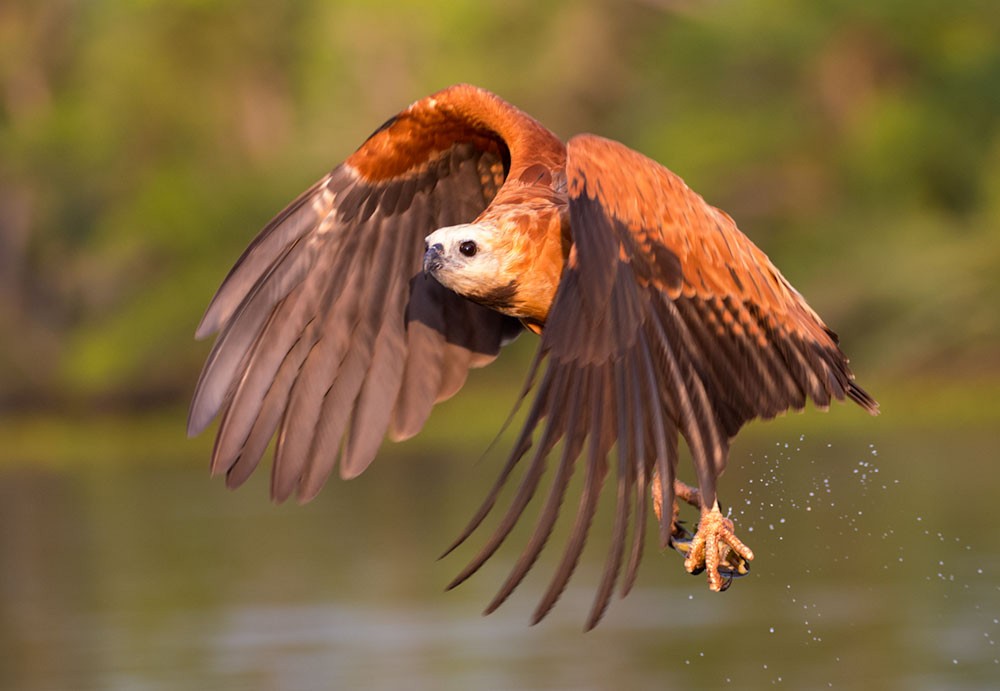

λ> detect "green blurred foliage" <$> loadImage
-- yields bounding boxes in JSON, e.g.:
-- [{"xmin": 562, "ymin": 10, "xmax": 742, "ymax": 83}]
[{"xmin": 1, "ymin": 0, "xmax": 999, "ymax": 410}]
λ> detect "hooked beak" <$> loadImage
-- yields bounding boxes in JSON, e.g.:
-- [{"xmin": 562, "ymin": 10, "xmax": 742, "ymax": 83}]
[{"xmin": 423, "ymin": 242, "xmax": 445, "ymax": 274}]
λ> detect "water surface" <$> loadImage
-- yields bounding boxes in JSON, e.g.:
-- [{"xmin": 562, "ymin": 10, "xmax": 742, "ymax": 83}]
[{"xmin": 1, "ymin": 420, "xmax": 997, "ymax": 690}]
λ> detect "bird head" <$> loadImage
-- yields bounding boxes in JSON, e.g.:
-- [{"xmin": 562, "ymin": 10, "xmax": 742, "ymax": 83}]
[{"xmin": 423, "ymin": 223, "xmax": 511, "ymax": 302}]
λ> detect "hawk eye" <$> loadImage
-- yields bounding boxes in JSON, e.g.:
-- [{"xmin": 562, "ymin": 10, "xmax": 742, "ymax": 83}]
[{"xmin": 459, "ymin": 240, "xmax": 478, "ymax": 257}]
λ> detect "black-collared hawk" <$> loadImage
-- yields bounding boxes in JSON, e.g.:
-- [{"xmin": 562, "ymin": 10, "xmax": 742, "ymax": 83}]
[{"xmin": 189, "ymin": 84, "xmax": 878, "ymax": 630}]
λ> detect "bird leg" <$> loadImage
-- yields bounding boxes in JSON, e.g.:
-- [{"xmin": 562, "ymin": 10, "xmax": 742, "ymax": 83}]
[
  {"xmin": 651, "ymin": 472, "xmax": 753, "ymax": 592},
  {"xmin": 650, "ymin": 475, "xmax": 701, "ymax": 543}
]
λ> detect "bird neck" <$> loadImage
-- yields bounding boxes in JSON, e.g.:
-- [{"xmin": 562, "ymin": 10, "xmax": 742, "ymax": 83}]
[{"xmin": 476, "ymin": 190, "xmax": 569, "ymax": 326}]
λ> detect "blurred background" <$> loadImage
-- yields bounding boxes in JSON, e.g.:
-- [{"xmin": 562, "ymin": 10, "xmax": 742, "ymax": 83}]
[{"xmin": 1, "ymin": 1, "xmax": 998, "ymax": 689}]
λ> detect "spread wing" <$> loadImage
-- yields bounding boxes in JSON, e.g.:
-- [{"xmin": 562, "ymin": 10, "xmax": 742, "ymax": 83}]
[
  {"xmin": 188, "ymin": 96, "xmax": 523, "ymax": 502},
  {"xmin": 446, "ymin": 134, "xmax": 878, "ymax": 630}
]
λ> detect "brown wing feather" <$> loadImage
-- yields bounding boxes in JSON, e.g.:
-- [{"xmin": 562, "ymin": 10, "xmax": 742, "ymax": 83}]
[
  {"xmin": 188, "ymin": 88, "xmax": 527, "ymax": 501},
  {"xmin": 448, "ymin": 228, "xmax": 678, "ymax": 629},
  {"xmin": 564, "ymin": 134, "xmax": 877, "ymax": 497}
]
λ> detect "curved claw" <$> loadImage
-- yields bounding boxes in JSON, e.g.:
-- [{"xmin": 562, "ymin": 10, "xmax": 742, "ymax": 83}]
[
  {"xmin": 670, "ymin": 531, "xmax": 749, "ymax": 580},
  {"xmin": 678, "ymin": 506, "xmax": 754, "ymax": 592}
]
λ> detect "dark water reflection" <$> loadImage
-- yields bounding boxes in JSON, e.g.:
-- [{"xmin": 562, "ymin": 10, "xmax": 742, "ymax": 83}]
[{"xmin": 1, "ymin": 424, "xmax": 997, "ymax": 690}]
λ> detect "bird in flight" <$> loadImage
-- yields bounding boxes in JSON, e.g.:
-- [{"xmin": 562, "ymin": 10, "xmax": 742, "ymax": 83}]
[{"xmin": 189, "ymin": 84, "xmax": 878, "ymax": 630}]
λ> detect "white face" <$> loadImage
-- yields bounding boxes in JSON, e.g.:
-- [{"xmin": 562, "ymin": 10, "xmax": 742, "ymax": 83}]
[{"xmin": 423, "ymin": 223, "xmax": 505, "ymax": 298}]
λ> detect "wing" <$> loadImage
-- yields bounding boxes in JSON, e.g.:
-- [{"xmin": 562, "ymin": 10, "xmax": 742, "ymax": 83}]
[
  {"xmin": 446, "ymin": 134, "xmax": 878, "ymax": 630},
  {"xmin": 188, "ymin": 92, "xmax": 524, "ymax": 502}
]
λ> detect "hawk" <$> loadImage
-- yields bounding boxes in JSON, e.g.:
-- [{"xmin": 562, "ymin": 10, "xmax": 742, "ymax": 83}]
[{"xmin": 189, "ymin": 84, "xmax": 878, "ymax": 629}]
